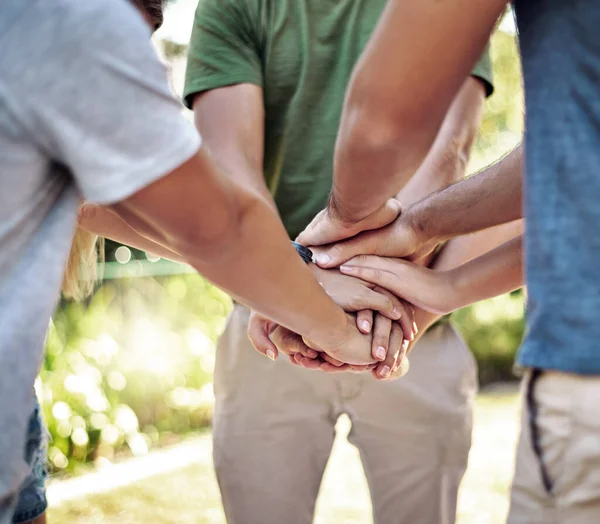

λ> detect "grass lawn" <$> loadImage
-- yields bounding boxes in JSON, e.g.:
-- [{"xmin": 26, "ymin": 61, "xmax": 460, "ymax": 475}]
[{"xmin": 48, "ymin": 389, "xmax": 521, "ymax": 524}]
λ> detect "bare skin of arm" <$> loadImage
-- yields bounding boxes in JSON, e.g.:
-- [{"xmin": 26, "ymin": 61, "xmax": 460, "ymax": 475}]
[
  {"xmin": 78, "ymin": 203, "xmax": 185, "ymax": 263},
  {"xmin": 338, "ymin": 218, "xmax": 524, "ymax": 383},
  {"xmin": 313, "ymin": 144, "xmax": 524, "ymax": 267},
  {"xmin": 341, "ymin": 226, "xmax": 524, "ymax": 316},
  {"xmin": 396, "ymin": 76, "xmax": 486, "ymax": 204},
  {"xmin": 91, "ymin": 141, "xmax": 379, "ymax": 364},
  {"xmin": 296, "ymin": 0, "xmax": 509, "ymax": 248},
  {"xmin": 330, "ymin": 0, "xmax": 509, "ymax": 222}
]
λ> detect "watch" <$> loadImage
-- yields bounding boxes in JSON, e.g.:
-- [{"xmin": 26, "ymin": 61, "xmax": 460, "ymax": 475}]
[{"xmin": 291, "ymin": 242, "xmax": 313, "ymax": 264}]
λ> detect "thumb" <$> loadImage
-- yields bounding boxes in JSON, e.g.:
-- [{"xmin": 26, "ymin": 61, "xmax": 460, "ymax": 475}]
[
  {"xmin": 314, "ymin": 231, "xmax": 382, "ymax": 268},
  {"xmin": 247, "ymin": 317, "xmax": 278, "ymax": 361}
]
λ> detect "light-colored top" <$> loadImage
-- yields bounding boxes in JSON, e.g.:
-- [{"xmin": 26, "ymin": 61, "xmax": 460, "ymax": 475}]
[{"xmin": 0, "ymin": 0, "xmax": 199, "ymax": 517}]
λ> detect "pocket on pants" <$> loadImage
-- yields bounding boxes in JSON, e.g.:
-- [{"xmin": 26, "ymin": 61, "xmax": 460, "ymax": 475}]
[{"xmin": 527, "ymin": 370, "xmax": 574, "ymax": 496}]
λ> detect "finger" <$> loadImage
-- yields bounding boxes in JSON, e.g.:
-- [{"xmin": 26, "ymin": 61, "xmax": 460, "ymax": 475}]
[
  {"xmin": 294, "ymin": 354, "xmax": 323, "ymax": 370},
  {"xmin": 321, "ymin": 353, "xmax": 346, "ymax": 367},
  {"xmin": 371, "ymin": 315, "xmax": 392, "ymax": 361},
  {"xmin": 392, "ymin": 339, "xmax": 410, "ymax": 374},
  {"xmin": 375, "ymin": 323, "xmax": 404, "ymax": 379},
  {"xmin": 391, "ymin": 355, "xmax": 411, "ymax": 378},
  {"xmin": 372, "ymin": 286, "xmax": 404, "ymax": 320},
  {"xmin": 247, "ymin": 318, "xmax": 278, "ymax": 361},
  {"xmin": 396, "ymin": 301, "xmax": 415, "ymax": 342},
  {"xmin": 349, "ymin": 364, "xmax": 373, "ymax": 372},
  {"xmin": 371, "ymin": 355, "xmax": 410, "ymax": 381},
  {"xmin": 362, "ymin": 198, "xmax": 402, "ymax": 230},
  {"xmin": 314, "ymin": 232, "xmax": 382, "ymax": 268},
  {"xmin": 356, "ymin": 310, "xmax": 373, "ymax": 334},
  {"xmin": 319, "ymin": 362, "xmax": 352, "ymax": 373},
  {"xmin": 353, "ymin": 289, "xmax": 399, "ymax": 320},
  {"xmin": 271, "ymin": 328, "xmax": 319, "ymax": 358},
  {"xmin": 342, "ymin": 255, "xmax": 406, "ymax": 272},
  {"xmin": 339, "ymin": 265, "xmax": 402, "ymax": 297}
]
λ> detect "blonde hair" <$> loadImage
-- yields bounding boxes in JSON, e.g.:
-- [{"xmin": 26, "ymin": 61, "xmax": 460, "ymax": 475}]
[{"xmin": 61, "ymin": 228, "xmax": 104, "ymax": 301}]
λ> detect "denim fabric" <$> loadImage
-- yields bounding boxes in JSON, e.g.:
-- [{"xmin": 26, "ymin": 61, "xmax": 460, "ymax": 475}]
[{"xmin": 12, "ymin": 401, "xmax": 47, "ymax": 524}]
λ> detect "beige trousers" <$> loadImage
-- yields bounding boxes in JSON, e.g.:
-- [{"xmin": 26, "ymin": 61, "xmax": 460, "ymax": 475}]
[
  {"xmin": 213, "ymin": 305, "xmax": 477, "ymax": 524},
  {"xmin": 508, "ymin": 371, "xmax": 600, "ymax": 524}
]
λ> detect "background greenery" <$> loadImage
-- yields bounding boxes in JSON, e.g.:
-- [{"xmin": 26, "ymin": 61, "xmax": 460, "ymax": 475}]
[{"xmin": 40, "ymin": 17, "xmax": 525, "ymax": 473}]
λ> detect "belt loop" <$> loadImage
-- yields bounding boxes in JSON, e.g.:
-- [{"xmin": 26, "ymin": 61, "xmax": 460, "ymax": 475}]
[{"xmin": 526, "ymin": 368, "xmax": 553, "ymax": 494}]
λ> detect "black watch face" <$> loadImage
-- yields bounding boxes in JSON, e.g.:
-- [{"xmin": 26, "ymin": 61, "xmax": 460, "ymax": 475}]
[{"xmin": 291, "ymin": 242, "xmax": 313, "ymax": 264}]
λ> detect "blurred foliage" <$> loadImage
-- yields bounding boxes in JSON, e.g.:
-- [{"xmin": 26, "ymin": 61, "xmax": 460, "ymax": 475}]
[
  {"xmin": 452, "ymin": 291, "xmax": 525, "ymax": 385},
  {"xmin": 469, "ymin": 20, "xmax": 523, "ymax": 173},
  {"xmin": 42, "ymin": 272, "xmax": 231, "ymax": 472},
  {"xmin": 41, "ymin": 21, "xmax": 525, "ymax": 469}
]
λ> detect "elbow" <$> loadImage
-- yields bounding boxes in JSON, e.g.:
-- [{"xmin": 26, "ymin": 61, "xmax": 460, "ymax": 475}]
[{"xmin": 169, "ymin": 187, "xmax": 262, "ymax": 264}]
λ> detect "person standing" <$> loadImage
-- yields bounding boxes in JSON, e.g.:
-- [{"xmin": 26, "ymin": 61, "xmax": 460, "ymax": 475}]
[
  {"xmin": 301, "ymin": 0, "xmax": 600, "ymax": 521},
  {"xmin": 183, "ymin": 0, "xmax": 495, "ymax": 521},
  {"xmin": 0, "ymin": 0, "xmax": 384, "ymax": 520}
]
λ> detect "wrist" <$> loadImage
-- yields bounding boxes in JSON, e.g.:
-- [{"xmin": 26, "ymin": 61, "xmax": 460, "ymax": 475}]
[
  {"xmin": 328, "ymin": 189, "xmax": 374, "ymax": 225},
  {"xmin": 305, "ymin": 306, "xmax": 348, "ymax": 351},
  {"xmin": 444, "ymin": 267, "xmax": 471, "ymax": 312},
  {"xmin": 404, "ymin": 202, "xmax": 443, "ymax": 255}
]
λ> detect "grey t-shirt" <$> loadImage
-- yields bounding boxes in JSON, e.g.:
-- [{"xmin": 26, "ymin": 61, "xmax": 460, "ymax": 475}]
[{"xmin": 0, "ymin": 0, "xmax": 200, "ymax": 517}]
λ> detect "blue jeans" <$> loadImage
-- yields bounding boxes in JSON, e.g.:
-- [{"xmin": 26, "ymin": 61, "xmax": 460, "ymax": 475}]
[{"xmin": 12, "ymin": 401, "xmax": 47, "ymax": 524}]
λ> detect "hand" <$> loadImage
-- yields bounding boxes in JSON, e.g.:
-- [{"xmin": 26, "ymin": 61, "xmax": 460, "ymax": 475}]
[
  {"xmin": 296, "ymin": 198, "xmax": 401, "ymax": 248},
  {"xmin": 247, "ymin": 311, "xmax": 319, "ymax": 361},
  {"xmin": 295, "ymin": 317, "xmax": 411, "ymax": 379},
  {"xmin": 310, "ymin": 208, "xmax": 439, "ymax": 269},
  {"xmin": 339, "ymin": 256, "xmax": 458, "ymax": 315},
  {"xmin": 310, "ymin": 264, "xmax": 406, "ymax": 326}
]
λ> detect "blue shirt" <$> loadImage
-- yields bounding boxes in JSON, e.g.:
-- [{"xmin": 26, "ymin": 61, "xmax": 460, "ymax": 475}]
[{"xmin": 515, "ymin": 0, "xmax": 600, "ymax": 374}]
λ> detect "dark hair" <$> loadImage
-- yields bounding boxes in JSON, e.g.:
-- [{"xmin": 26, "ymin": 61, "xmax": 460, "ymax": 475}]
[{"xmin": 130, "ymin": 0, "xmax": 164, "ymax": 31}]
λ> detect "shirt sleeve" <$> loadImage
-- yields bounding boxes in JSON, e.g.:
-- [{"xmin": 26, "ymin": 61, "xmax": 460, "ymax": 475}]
[
  {"xmin": 470, "ymin": 44, "xmax": 494, "ymax": 98},
  {"xmin": 7, "ymin": 0, "xmax": 201, "ymax": 205},
  {"xmin": 183, "ymin": 0, "xmax": 264, "ymax": 109}
]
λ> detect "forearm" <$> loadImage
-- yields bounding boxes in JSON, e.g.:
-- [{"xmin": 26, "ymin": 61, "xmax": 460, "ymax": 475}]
[
  {"xmin": 79, "ymin": 203, "xmax": 185, "ymax": 263},
  {"xmin": 331, "ymin": 0, "xmax": 507, "ymax": 222},
  {"xmin": 447, "ymin": 235, "xmax": 524, "ymax": 309},
  {"xmin": 405, "ymin": 221, "xmax": 524, "ymax": 354},
  {"xmin": 433, "ymin": 219, "xmax": 524, "ymax": 272},
  {"xmin": 408, "ymin": 144, "xmax": 524, "ymax": 246},
  {"xmin": 112, "ymin": 149, "xmax": 347, "ymax": 347},
  {"xmin": 397, "ymin": 76, "xmax": 486, "ymax": 204}
]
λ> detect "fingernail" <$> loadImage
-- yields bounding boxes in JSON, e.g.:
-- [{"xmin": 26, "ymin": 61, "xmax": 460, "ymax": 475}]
[
  {"xmin": 340, "ymin": 265, "xmax": 354, "ymax": 274},
  {"xmin": 375, "ymin": 346, "xmax": 386, "ymax": 360},
  {"xmin": 413, "ymin": 322, "xmax": 418, "ymax": 334},
  {"xmin": 392, "ymin": 307, "xmax": 402, "ymax": 319},
  {"xmin": 402, "ymin": 340, "xmax": 410, "ymax": 352},
  {"xmin": 379, "ymin": 365, "xmax": 391, "ymax": 378},
  {"xmin": 317, "ymin": 254, "xmax": 332, "ymax": 265},
  {"xmin": 266, "ymin": 349, "xmax": 276, "ymax": 361},
  {"xmin": 361, "ymin": 320, "xmax": 371, "ymax": 332}
]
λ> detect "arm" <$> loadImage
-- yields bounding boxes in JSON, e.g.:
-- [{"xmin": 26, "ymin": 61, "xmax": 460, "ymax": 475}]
[
  {"xmin": 190, "ymin": 85, "xmax": 410, "ymax": 366},
  {"xmin": 342, "ymin": 219, "xmax": 524, "ymax": 354},
  {"xmin": 28, "ymin": 1, "xmax": 376, "ymax": 364},
  {"xmin": 406, "ymin": 144, "xmax": 523, "ymax": 250},
  {"xmin": 340, "ymin": 224, "xmax": 524, "ymax": 316},
  {"xmin": 397, "ymin": 76, "xmax": 485, "ymax": 204},
  {"xmin": 313, "ymin": 143, "xmax": 524, "ymax": 267},
  {"xmin": 78, "ymin": 203, "xmax": 185, "ymax": 263},
  {"xmin": 297, "ymin": 72, "xmax": 487, "ymax": 248},
  {"xmin": 329, "ymin": 0, "xmax": 509, "ymax": 222}
]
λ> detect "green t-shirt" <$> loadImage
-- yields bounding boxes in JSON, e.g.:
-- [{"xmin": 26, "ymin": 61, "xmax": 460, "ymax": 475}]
[{"xmin": 184, "ymin": 0, "xmax": 493, "ymax": 239}]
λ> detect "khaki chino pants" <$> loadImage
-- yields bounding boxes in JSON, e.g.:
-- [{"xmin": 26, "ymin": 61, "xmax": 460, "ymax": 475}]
[
  {"xmin": 212, "ymin": 305, "xmax": 478, "ymax": 524},
  {"xmin": 509, "ymin": 370, "xmax": 600, "ymax": 524}
]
